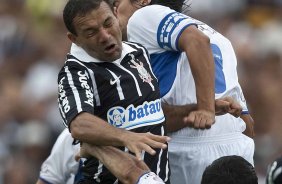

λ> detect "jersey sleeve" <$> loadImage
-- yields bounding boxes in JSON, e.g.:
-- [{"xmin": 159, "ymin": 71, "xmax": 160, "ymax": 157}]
[
  {"xmin": 238, "ymin": 87, "xmax": 249, "ymax": 114},
  {"xmin": 127, "ymin": 5, "xmax": 197, "ymax": 53},
  {"xmin": 39, "ymin": 129, "xmax": 80, "ymax": 184},
  {"xmin": 58, "ymin": 62, "xmax": 95, "ymax": 127}
]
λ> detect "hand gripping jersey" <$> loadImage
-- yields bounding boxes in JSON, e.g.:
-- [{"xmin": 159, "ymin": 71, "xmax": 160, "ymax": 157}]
[
  {"xmin": 127, "ymin": 5, "xmax": 249, "ymax": 138},
  {"xmin": 57, "ymin": 42, "xmax": 169, "ymax": 183},
  {"xmin": 127, "ymin": 5, "xmax": 254, "ymax": 184},
  {"xmin": 39, "ymin": 129, "xmax": 81, "ymax": 184}
]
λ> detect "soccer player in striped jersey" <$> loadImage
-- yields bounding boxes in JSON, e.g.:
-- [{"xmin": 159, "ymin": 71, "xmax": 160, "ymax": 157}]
[
  {"xmin": 58, "ymin": 0, "xmax": 170, "ymax": 183},
  {"xmin": 113, "ymin": 0, "xmax": 255, "ymax": 183}
]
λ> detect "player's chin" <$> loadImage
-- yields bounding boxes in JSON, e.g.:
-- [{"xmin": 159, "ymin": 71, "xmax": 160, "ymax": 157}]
[{"xmin": 104, "ymin": 52, "xmax": 121, "ymax": 62}]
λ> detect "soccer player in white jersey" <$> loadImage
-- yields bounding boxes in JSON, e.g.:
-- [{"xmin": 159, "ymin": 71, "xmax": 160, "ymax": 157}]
[
  {"xmin": 113, "ymin": 0, "xmax": 255, "ymax": 183},
  {"xmin": 36, "ymin": 129, "xmax": 81, "ymax": 184},
  {"xmin": 36, "ymin": 129, "xmax": 166, "ymax": 184}
]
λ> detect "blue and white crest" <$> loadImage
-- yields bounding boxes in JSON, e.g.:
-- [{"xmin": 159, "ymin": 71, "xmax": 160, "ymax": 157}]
[{"xmin": 108, "ymin": 107, "xmax": 125, "ymax": 127}]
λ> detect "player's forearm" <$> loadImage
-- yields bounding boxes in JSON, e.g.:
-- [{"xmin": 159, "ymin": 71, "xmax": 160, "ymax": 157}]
[
  {"xmin": 70, "ymin": 112, "xmax": 127, "ymax": 147},
  {"xmin": 83, "ymin": 145, "xmax": 146, "ymax": 184},
  {"xmin": 241, "ymin": 114, "xmax": 255, "ymax": 138},
  {"xmin": 162, "ymin": 103, "xmax": 197, "ymax": 132},
  {"xmin": 179, "ymin": 26, "xmax": 215, "ymax": 112}
]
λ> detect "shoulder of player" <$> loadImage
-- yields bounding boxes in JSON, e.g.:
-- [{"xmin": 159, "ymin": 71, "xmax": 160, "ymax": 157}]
[
  {"xmin": 122, "ymin": 41, "xmax": 150, "ymax": 59},
  {"xmin": 59, "ymin": 55, "xmax": 90, "ymax": 72}
]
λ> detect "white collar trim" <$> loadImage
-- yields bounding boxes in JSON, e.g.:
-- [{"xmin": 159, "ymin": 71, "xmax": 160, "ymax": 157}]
[{"xmin": 69, "ymin": 43, "xmax": 137, "ymax": 63}]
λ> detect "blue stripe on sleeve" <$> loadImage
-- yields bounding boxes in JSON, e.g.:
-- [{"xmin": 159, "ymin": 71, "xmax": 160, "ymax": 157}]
[
  {"xmin": 150, "ymin": 51, "xmax": 181, "ymax": 97},
  {"xmin": 157, "ymin": 12, "xmax": 187, "ymax": 50}
]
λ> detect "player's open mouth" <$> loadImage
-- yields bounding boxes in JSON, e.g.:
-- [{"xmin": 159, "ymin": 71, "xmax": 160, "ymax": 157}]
[{"xmin": 104, "ymin": 44, "xmax": 116, "ymax": 53}]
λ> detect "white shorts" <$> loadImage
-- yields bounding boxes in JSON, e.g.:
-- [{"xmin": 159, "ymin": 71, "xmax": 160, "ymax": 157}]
[
  {"xmin": 137, "ymin": 172, "xmax": 165, "ymax": 184},
  {"xmin": 168, "ymin": 133, "xmax": 255, "ymax": 184}
]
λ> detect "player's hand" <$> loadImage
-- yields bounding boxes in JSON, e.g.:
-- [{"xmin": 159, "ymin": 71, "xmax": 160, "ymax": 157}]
[
  {"xmin": 183, "ymin": 110, "xmax": 215, "ymax": 129},
  {"xmin": 122, "ymin": 132, "xmax": 170, "ymax": 160},
  {"xmin": 215, "ymin": 97, "xmax": 242, "ymax": 117}
]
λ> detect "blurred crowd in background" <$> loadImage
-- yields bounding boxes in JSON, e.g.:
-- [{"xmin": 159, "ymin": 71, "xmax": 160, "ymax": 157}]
[{"xmin": 0, "ymin": 0, "xmax": 281, "ymax": 183}]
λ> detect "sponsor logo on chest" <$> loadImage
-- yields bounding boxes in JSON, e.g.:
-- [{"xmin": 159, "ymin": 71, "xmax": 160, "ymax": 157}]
[{"xmin": 107, "ymin": 99, "xmax": 164, "ymax": 130}]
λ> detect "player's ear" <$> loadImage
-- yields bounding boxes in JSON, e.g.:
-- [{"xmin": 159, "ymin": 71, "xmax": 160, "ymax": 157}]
[
  {"xmin": 113, "ymin": 6, "xmax": 117, "ymax": 16},
  {"xmin": 139, "ymin": 0, "xmax": 151, "ymax": 6},
  {"xmin": 67, "ymin": 32, "xmax": 79, "ymax": 45}
]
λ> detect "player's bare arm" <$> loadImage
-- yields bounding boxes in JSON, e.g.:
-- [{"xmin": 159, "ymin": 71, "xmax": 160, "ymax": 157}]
[
  {"xmin": 163, "ymin": 97, "xmax": 243, "ymax": 132},
  {"xmin": 71, "ymin": 112, "xmax": 170, "ymax": 160},
  {"xmin": 162, "ymin": 103, "xmax": 197, "ymax": 132},
  {"xmin": 178, "ymin": 25, "xmax": 215, "ymax": 129},
  {"xmin": 77, "ymin": 143, "xmax": 150, "ymax": 184},
  {"xmin": 241, "ymin": 114, "xmax": 255, "ymax": 138}
]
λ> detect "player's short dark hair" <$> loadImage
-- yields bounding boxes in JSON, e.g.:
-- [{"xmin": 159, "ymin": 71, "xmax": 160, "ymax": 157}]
[
  {"xmin": 128, "ymin": 0, "xmax": 189, "ymax": 12},
  {"xmin": 266, "ymin": 156, "xmax": 282, "ymax": 184},
  {"xmin": 149, "ymin": 0, "xmax": 185, "ymax": 12},
  {"xmin": 201, "ymin": 155, "xmax": 258, "ymax": 184},
  {"xmin": 63, "ymin": 0, "xmax": 114, "ymax": 35}
]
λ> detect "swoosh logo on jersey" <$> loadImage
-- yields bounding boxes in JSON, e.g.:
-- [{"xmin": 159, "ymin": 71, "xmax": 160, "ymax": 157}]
[{"xmin": 110, "ymin": 75, "xmax": 121, "ymax": 85}]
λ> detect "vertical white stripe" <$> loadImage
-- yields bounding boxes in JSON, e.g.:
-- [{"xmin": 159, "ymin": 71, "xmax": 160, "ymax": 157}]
[
  {"xmin": 115, "ymin": 63, "xmax": 142, "ymax": 96},
  {"xmin": 162, "ymin": 125, "xmax": 169, "ymax": 182},
  {"xmin": 87, "ymin": 68, "xmax": 101, "ymax": 106},
  {"xmin": 94, "ymin": 161, "xmax": 103, "ymax": 182},
  {"xmin": 65, "ymin": 66, "xmax": 82, "ymax": 112},
  {"xmin": 141, "ymin": 150, "xmax": 145, "ymax": 161},
  {"xmin": 164, "ymin": 144, "xmax": 169, "ymax": 182},
  {"xmin": 68, "ymin": 59, "xmax": 101, "ymax": 106},
  {"xmin": 106, "ymin": 68, "xmax": 125, "ymax": 100},
  {"xmin": 156, "ymin": 126, "xmax": 164, "ymax": 176},
  {"xmin": 58, "ymin": 102, "xmax": 68, "ymax": 127}
]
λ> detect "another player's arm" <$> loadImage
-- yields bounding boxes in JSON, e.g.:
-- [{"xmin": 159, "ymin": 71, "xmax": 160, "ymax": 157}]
[
  {"xmin": 77, "ymin": 143, "xmax": 150, "ymax": 184},
  {"xmin": 178, "ymin": 25, "xmax": 215, "ymax": 129},
  {"xmin": 241, "ymin": 114, "xmax": 255, "ymax": 138},
  {"xmin": 162, "ymin": 103, "xmax": 197, "ymax": 132},
  {"xmin": 163, "ymin": 97, "xmax": 242, "ymax": 133}
]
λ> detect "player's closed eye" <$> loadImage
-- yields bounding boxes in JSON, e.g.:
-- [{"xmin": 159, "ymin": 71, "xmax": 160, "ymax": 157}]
[{"xmin": 104, "ymin": 18, "xmax": 114, "ymax": 28}]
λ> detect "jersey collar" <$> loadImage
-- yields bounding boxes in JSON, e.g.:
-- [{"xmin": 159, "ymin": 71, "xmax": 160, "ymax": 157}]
[{"xmin": 70, "ymin": 43, "xmax": 137, "ymax": 64}]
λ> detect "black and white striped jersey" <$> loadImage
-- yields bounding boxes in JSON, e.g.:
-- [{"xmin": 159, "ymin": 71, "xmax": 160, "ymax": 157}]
[{"xmin": 57, "ymin": 42, "xmax": 170, "ymax": 184}]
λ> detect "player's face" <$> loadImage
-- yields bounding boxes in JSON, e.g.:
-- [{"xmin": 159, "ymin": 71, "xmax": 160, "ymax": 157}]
[
  {"xmin": 69, "ymin": 1, "xmax": 122, "ymax": 62},
  {"xmin": 113, "ymin": 0, "xmax": 140, "ymax": 40}
]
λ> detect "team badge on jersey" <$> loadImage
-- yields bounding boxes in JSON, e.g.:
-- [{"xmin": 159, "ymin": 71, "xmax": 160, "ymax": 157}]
[
  {"xmin": 128, "ymin": 53, "xmax": 155, "ymax": 91},
  {"xmin": 108, "ymin": 107, "xmax": 125, "ymax": 127}
]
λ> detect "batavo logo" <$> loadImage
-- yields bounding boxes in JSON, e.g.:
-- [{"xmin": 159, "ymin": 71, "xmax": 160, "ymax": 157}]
[{"xmin": 107, "ymin": 99, "xmax": 165, "ymax": 130}]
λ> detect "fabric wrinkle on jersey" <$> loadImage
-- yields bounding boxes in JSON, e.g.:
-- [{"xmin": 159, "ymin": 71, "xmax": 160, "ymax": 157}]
[
  {"xmin": 127, "ymin": 5, "xmax": 254, "ymax": 184},
  {"xmin": 57, "ymin": 42, "xmax": 170, "ymax": 184}
]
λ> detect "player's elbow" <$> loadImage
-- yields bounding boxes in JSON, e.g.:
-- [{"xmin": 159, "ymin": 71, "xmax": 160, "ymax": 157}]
[{"xmin": 70, "ymin": 114, "xmax": 87, "ymax": 140}]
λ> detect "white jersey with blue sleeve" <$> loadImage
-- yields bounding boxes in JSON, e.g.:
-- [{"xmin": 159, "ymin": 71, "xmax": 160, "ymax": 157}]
[
  {"xmin": 127, "ymin": 5, "xmax": 249, "ymax": 137},
  {"xmin": 39, "ymin": 129, "xmax": 80, "ymax": 184}
]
